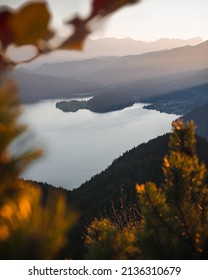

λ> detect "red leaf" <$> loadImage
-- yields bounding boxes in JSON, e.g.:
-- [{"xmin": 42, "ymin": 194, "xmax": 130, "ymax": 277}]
[
  {"xmin": 0, "ymin": 9, "xmax": 14, "ymax": 50},
  {"xmin": 91, "ymin": 0, "xmax": 141, "ymax": 17},
  {"xmin": 0, "ymin": 2, "xmax": 53, "ymax": 50},
  {"xmin": 60, "ymin": 17, "xmax": 90, "ymax": 50}
]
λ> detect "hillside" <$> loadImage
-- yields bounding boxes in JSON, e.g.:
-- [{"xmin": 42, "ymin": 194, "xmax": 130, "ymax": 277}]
[
  {"xmin": 34, "ymin": 127, "xmax": 208, "ymax": 212},
  {"xmin": 68, "ymin": 134, "xmax": 208, "ymax": 219},
  {"xmin": 183, "ymin": 103, "xmax": 208, "ymax": 138},
  {"xmin": 143, "ymin": 82, "xmax": 208, "ymax": 115},
  {"xmin": 35, "ymin": 132, "xmax": 208, "ymax": 258},
  {"xmin": 12, "ymin": 69, "xmax": 104, "ymax": 103}
]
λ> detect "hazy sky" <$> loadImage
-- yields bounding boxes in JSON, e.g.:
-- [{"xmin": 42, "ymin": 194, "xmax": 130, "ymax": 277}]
[{"xmin": 2, "ymin": 0, "xmax": 208, "ymax": 41}]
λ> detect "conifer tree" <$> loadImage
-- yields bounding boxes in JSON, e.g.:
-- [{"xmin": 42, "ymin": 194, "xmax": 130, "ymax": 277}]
[
  {"xmin": 0, "ymin": 81, "xmax": 78, "ymax": 259},
  {"xmin": 136, "ymin": 119, "xmax": 208, "ymax": 259},
  {"xmin": 85, "ymin": 120, "xmax": 208, "ymax": 259},
  {"xmin": 85, "ymin": 218, "xmax": 139, "ymax": 259}
]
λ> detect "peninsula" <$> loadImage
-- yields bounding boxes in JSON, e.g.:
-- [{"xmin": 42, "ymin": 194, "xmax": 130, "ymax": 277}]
[{"xmin": 56, "ymin": 94, "xmax": 135, "ymax": 113}]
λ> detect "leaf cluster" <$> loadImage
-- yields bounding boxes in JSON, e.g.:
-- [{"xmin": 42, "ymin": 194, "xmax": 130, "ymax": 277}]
[{"xmin": 0, "ymin": 0, "xmax": 141, "ymax": 69}]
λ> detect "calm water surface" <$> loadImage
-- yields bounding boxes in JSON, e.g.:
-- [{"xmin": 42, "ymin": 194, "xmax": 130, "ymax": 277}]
[{"xmin": 20, "ymin": 99, "xmax": 178, "ymax": 189}]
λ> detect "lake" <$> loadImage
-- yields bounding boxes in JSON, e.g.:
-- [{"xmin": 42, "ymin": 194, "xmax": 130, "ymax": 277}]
[{"xmin": 19, "ymin": 99, "xmax": 178, "ymax": 190}]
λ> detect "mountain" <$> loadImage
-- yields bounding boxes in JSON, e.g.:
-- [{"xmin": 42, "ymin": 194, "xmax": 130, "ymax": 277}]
[
  {"xmin": 22, "ymin": 37, "xmax": 203, "ymax": 67},
  {"xmin": 33, "ymin": 40, "xmax": 208, "ymax": 87},
  {"xmin": 93, "ymin": 40, "xmax": 208, "ymax": 86},
  {"xmin": 31, "ymin": 56, "xmax": 119, "ymax": 84},
  {"xmin": 16, "ymin": 41, "xmax": 208, "ymax": 106},
  {"xmin": 12, "ymin": 69, "xmax": 104, "ymax": 103},
  {"xmin": 183, "ymin": 103, "xmax": 208, "ymax": 138},
  {"xmin": 78, "ymin": 37, "xmax": 203, "ymax": 58}
]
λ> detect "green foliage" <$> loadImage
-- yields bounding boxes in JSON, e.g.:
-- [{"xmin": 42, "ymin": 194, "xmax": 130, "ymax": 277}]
[
  {"xmin": 0, "ymin": 181, "xmax": 77, "ymax": 259},
  {"xmin": 0, "ymin": 82, "xmax": 78, "ymax": 259},
  {"xmin": 70, "ymin": 133, "xmax": 208, "ymax": 224},
  {"xmin": 85, "ymin": 120, "xmax": 208, "ymax": 260},
  {"xmin": 84, "ymin": 188, "xmax": 141, "ymax": 259},
  {"xmin": 0, "ymin": 82, "xmax": 41, "ymax": 194},
  {"xmin": 137, "ymin": 119, "xmax": 208, "ymax": 259},
  {"xmin": 85, "ymin": 218, "xmax": 139, "ymax": 260}
]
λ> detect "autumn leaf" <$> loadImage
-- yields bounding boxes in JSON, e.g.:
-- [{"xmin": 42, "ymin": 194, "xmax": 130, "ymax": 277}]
[
  {"xmin": 10, "ymin": 2, "xmax": 53, "ymax": 46},
  {"xmin": 60, "ymin": 17, "xmax": 90, "ymax": 51},
  {"xmin": 0, "ymin": 9, "xmax": 14, "ymax": 50},
  {"xmin": 1, "ymin": 0, "xmax": 142, "ymax": 63},
  {"xmin": 0, "ymin": 2, "xmax": 53, "ymax": 49},
  {"xmin": 90, "ymin": 0, "xmax": 141, "ymax": 17}
]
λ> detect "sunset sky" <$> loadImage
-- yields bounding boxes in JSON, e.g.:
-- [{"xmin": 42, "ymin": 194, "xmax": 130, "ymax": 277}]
[{"xmin": 2, "ymin": 0, "xmax": 208, "ymax": 41}]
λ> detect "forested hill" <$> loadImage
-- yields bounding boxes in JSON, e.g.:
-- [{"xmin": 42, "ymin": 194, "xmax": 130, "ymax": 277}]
[
  {"xmin": 37, "ymin": 133, "xmax": 208, "ymax": 220},
  {"xmin": 183, "ymin": 103, "xmax": 208, "ymax": 138},
  {"xmin": 35, "ymin": 133, "xmax": 208, "ymax": 258},
  {"xmin": 68, "ymin": 133, "xmax": 208, "ymax": 219}
]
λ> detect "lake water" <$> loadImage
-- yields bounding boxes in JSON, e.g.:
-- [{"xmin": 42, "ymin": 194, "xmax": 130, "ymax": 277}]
[{"xmin": 20, "ymin": 99, "xmax": 178, "ymax": 190}]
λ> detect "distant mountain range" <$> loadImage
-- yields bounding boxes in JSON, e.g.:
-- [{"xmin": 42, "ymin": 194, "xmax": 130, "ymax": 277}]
[
  {"xmin": 31, "ymin": 40, "xmax": 208, "ymax": 86},
  {"xmin": 14, "ymin": 40, "xmax": 208, "ymax": 107},
  {"xmin": 22, "ymin": 37, "xmax": 203, "ymax": 66},
  {"xmin": 83, "ymin": 37, "xmax": 203, "ymax": 58}
]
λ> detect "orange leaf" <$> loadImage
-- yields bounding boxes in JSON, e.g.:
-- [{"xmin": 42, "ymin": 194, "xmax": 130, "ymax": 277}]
[
  {"xmin": 0, "ymin": 2, "xmax": 53, "ymax": 50},
  {"xmin": 9, "ymin": 2, "xmax": 53, "ymax": 46},
  {"xmin": 60, "ymin": 17, "xmax": 90, "ymax": 51}
]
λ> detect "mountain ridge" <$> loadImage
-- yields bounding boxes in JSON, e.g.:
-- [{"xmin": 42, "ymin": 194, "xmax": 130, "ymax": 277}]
[
  {"xmin": 16, "ymin": 40, "xmax": 208, "ymax": 105},
  {"xmin": 21, "ymin": 37, "xmax": 203, "ymax": 67}
]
